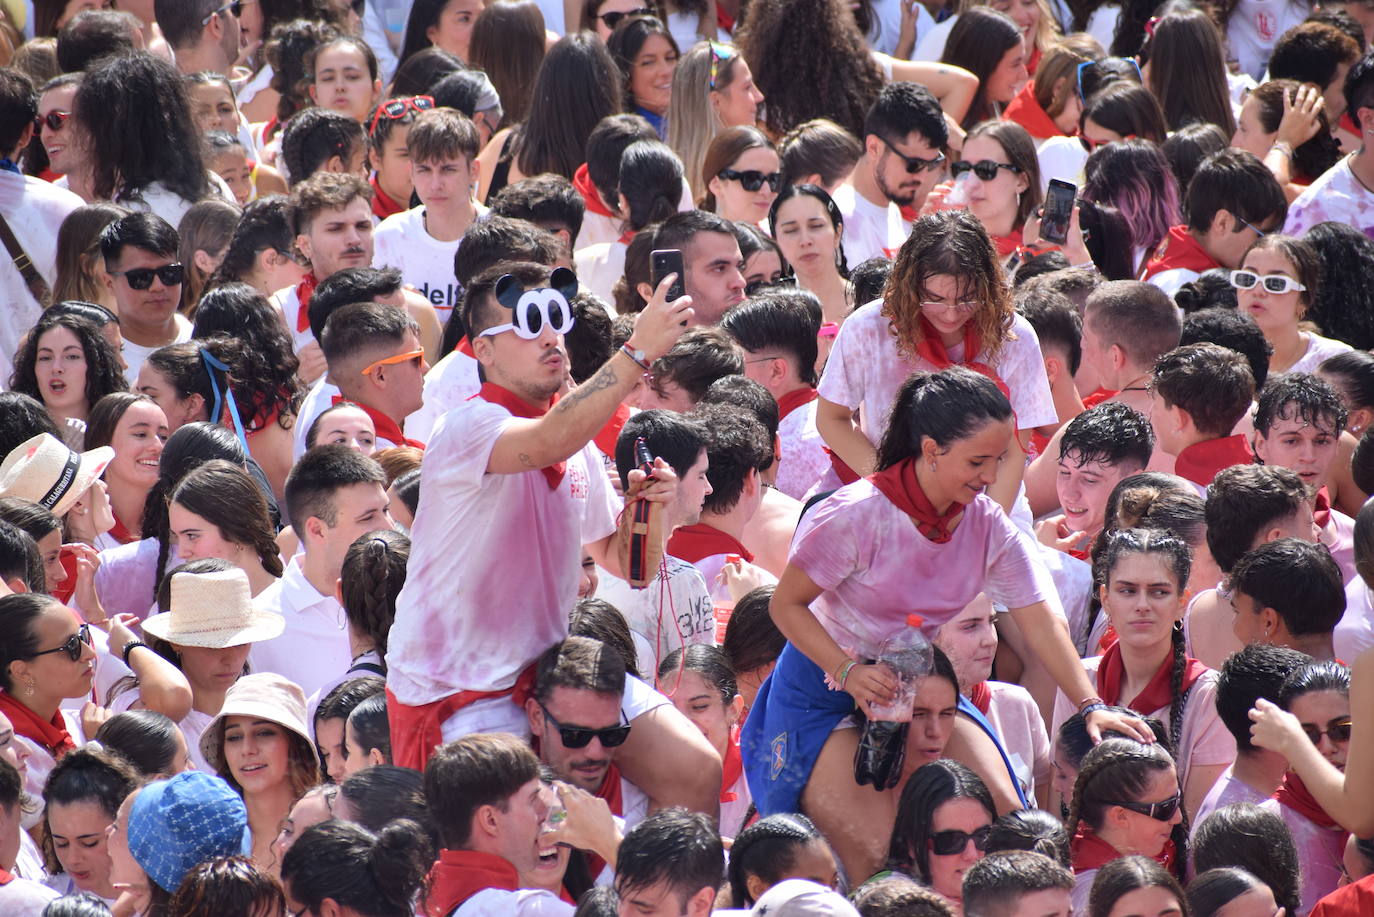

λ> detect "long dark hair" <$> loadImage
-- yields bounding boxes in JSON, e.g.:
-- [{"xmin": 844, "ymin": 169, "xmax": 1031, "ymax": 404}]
[
  {"xmin": 606, "ymin": 15, "xmax": 679, "ymax": 113},
  {"xmin": 617, "ymin": 140, "xmax": 683, "ymax": 232},
  {"xmin": 1089, "ymin": 855, "xmax": 1189, "ymax": 917},
  {"xmin": 768, "ymin": 183, "xmax": 849, "ymax": 280},
  {"xmin": 8, "ymin": 312, "xmax": 127, "ymax": 409},
  {"xmin": 885, "ymin": 760, "xmax": 995, "ymax": 882},
  {"xmin": 169, "ymin": 460, "xmax": 284, "ymax": 578},
  {"xmin": 339, "ymin": 530, "xmax": 409, "ymax": 660},
  {"xmin": 468, "ymin": 0, "xmax": 545, "ymax": 127},
  {"xmin": 512, "ymin": 33, "xmax": 624, "ymax": 180},
  {"xmin": 282, "ymin": 820, "xmax": 430, "ymax": 917},
  {"xmin": 1067, "ymin": 738, "xmax": 1188, "ymax": 881},
  {"xmin": 1303, "ymin": 223, "xmax": 1374, "ymax": 351},
  {"xmin": 877, "ymin": 368, "xmax": 1014, "ymax": 471},
  {"xmin": 400, "ymin": 0, "xmax": 465, "ymax": 65},
  {"xmin": 192, "ymin": 284, "xmax": 303, "ymax": 431},
  {"xmin": 942, "ymin": 8, "xmax": 1024, "ymax": 127},
  {"xmin": 1140, "ymin": 9, "xmax": 1235, "ymax": 135}
]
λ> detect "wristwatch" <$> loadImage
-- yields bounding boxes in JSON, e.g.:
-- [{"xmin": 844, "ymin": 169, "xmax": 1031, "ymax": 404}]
[{"xmin": 620, "ymin": 343, "xmax": 651, "ymax": 371}]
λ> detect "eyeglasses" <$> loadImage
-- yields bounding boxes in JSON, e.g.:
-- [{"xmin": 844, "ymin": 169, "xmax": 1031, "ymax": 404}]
[
  {"xmin": 538, "ymin": 702, "xmax": 632, "ymax": 749},
  {"xmin": 35, "ymin": 110, "xmax": 69, "ymax": 134},
  {"xmin": 708, "ymin": 40, "xmax": 736, "ymax": 90},
  {"xmin": 31, "ymin": 623, "xmax": 92, "ymax": 662},
  {"xmin": 109, "ymin": 263, "xmax": 185, "ymax": 290},
  {"xmin": 201, "ymin": 0, "xmax": 244, "ymax": 25},
  {"xmin": 921, "ymin": 298, "xmax": 980, "ymax": 314},
  {"xmin": 1108, "ymin": 793, "xmax": 1182, "ymax": 822},
  {"xmin": 1302, "ymin": 717, "xmax": 1353, "ymax": 746},
  {"xmin": 1229, "ymin": 270, "xmax": 1305, "ymax": 294},
  {"xmin": 477, "ymin": 292, "xmax": 576, "ymax": 340},
  {"xmin": 361, "ymin": 348, "xmax": 425, "ymax": 376},
  {"xmin": 744, "ymin": 276, "xmax": 797, "ymax": 297},
  {"xmin": 880, "ymin": 136, "xmax": 946, "ymax": 174},
  {"xmin": 1075, "ymin": 57, "xmax": 1143, "ymax": 101},
  {"xmin": 718, "ymin": 168, "xmax": 781, "ymax": 192},
  {"xmin": 598, "ymin": 6, "xmax": 652, "ymax": 29},
  {"xmin": 368, "ymin": 95, "xmax": 435, "ymax": 136},
  {"xmin": 951, "ymin": 159, "xmax": 1022, "ymax": 181},
  {"xmin": 928, "ymin": 826, "xmax": 991, "ymax": 855}
]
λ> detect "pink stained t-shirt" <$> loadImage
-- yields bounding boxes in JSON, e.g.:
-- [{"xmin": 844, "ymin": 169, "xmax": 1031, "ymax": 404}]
[
  {"xmin": 386, "ymin": 398, "xmax": 620, "ymax": 706},
  {"xmin": 789, "ymin": 483, "xmax": 1051, "ymax": 656}
]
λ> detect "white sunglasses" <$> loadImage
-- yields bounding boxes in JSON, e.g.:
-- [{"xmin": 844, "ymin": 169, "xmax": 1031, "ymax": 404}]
[
  {"xmin": 477, "ymin": 268, "xmax": 579, "ymax": 340},
  {"xmin": 1229, "ymin": 270, "xmax": 1306, "ymax": 295}
]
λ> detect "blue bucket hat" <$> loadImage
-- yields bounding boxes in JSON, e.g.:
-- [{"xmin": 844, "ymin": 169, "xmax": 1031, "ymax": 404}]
[{"xmin": 128, "ymin": 771, "xmax": 249, "ymax": 893}]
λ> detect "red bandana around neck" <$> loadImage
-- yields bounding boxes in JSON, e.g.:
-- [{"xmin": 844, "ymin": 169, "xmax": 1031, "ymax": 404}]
[
  {"xmin": 777, "ymin": 387, "xmax": 819, "ymax": 423},
  {"xmin": 667, "ymin": 523, "xmax": 754, "ymax": 564},
  {"xmin": 1002, "ymin": 82, "xmax": 1063, "ymax": 139},
  {"xmin": 967, "ymin": 681, "xmax": 993, "ymax": 715},
  {"xmin": 573, "ymin": 163, "xmax": 616, "ymax": 218},
  {"xmin": 992, "ymin": 228, "xmax": 1024, "ymax": 260},
  {"xmin": 1095, "ymin": 640, "xmax": 1208, "ymax": 716},
  {"xmin": 369, "ymin": 175, "xmax": 406, "ymax": 220},
  {"xmin": 868, "ymin": 457, "xmax": 964, "ymax": 544},
  {"xmin": 108, "ymin": 514, "xmax": 137, "ymax": 546},
  {"xmin": 914, "ymin": 316, "xmax": 1010, "ymax": 398},
  {"xmin": 330, "ymin": 396, "xmax": 425, "ymax": 450},
  {"xmin": 455, "ymin": 336, "xmax": 476, "ymax": 357},
  {"xmin": 1173, "ymin": 434, "xmax": 1253, "ymax": 489},
  {"xmin": 473, "ymin": 383, "xmax": 564, "ymax": 488},
  {"xmin": 1071, "ymin": 824, "xmax": 1175, "ymax": 873},
  {"xmin": 721, "ymin": 724, "xmax": 744, "ymax": 803},
  {"xmin": 1314, "ymin": 486, "xmax": 1333, "ymax": 529},
  {"xmin": 425, "ymin": 849, "xmax": 520, "ymax": 916},
  {"xmin": 717, "ymin": 3, "xmax": 736, "ymax": 32},
  {"xmin": 0, "ymin": 690, "xmax": 75, "ymax": 758},
  {"xmin": 294, "ymin": 272, "xmax": 319, "ymax": 333},
  {"xmin": 1274, "ymin": 771, "xmax": 1344, "ymax": 832},
  {"xmin": 1143, "ymin": 226, "xmax": 1219, "ymax": 281}
]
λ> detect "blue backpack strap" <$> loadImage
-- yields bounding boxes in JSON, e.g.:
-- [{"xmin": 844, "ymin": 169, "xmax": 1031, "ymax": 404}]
[{"xmin": 957, "ymin": 693, "xmax": 1031, "ymax": 810}]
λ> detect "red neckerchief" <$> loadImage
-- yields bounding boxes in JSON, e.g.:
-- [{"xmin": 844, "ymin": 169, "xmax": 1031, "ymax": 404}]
[
  {"xmin": 0, "ymin": 690, "xmax": 75, "ymax": 758},
  {"xmin": 1096, "ymin": 640, "xmax": 1208, "ymax": 715},
  {"xmin": 618, "ymin": 229, "xmax": 636, "ymax": 244},
  {"xmin": 825, "ymin": 448, "xmax": 861, "ymax": 484},
  {"xmin": 1071, "ymin": 824, "xmax": 1175, "ymax": 872},
  {"xmin": 592, "ymin": 402, "xmax": 631, "ymax": 459},
  {"xmin": 721, "ymin": 724, "xmax": 743, "ymax": 803},
  {"xmin": 914, "ymin": 316, "xmax": 1011, "ymax": 398},
  {"xmin": 668, "ymin": 523, "xmax": 755, "ymax": 563},
  {"xmin": 1143, "ymin": 225, "xmax": 1219, "ymax": 281},
  {"xmin": 473, "ymin": 383, "xmax": 564, "ymax": 488},
  {"xmin": 573, "ymin": 763, "xmax": 626, "ymax": 880},
  {"xmin": 0, "ymin": 866, "xmax": 11, "ymax": 885},
  {"xmin": 993, "ymin": 228, "xmax": 1024, "ymax": 259},
  {"xmin": 369, "ymin": 176, "xmax": 406, "ymax": 220},
  {"xmin": 262, "ymin": 116, "xmax": 280, "ymax": 142},
  {"xmin": 1315, "ymin": 486, "xmax": 1332, "ymax": 529},
  {"xmin": 717, "ymin": 3, "xmax": 736, "ymax": 33},
  {"xmin": 868, "ymin": 457, "xmax": 964, "ymax": 544},
  {"xmin": 1027, "ymin": 44, "xmax": 1042, "ymax": 76},
  {"xmin": 108, "ymin": 514, "xmax": 137, "ymax": 545},
  {"xmin": 455, "ymin": 336, "xmax": 475, "ymax": 357},
  {"xmin": 1174, "ymin": 434, "xmax": 1253, "ymax": 489},
  {"xmin": 1342, "ymin": 111, "xmax": 1360, "ymax": 135},
  {"xmin": 294, "ymin": 272, "xmax": 319, "ymax": 333},
  {"xmin": 1002, "ymin": 82, "xmax": 1062, "ymax": 140},
  {"xmin": 330, "ymin": 395, "xmax": 425, "ymax": 450},
  {"xmin": 1274, "ymin": 771, "xmax": 1344, "ymax": 832},
  {"xmin": 777, "ymin": 387, "xmax": 818, "ymax": 423},
  {"xmin": 53, "ymin": 550, "xmax": 78, "ymax": 604},
  {"xmin": 967, "ymin": 681, "xmax": 992, "ymax": 715},
  {"xmin": 1068, "ymin": 544, "xmax": 1091, "ymax": 561},
  {"xmin": 573, "ymin": 163, "xmax": 615, "ymax": 218},
  {"xmin": 424, "ymin": 849, "xmax": 520, "ymax": 917},
  {"xmin": 1083, "ymin": 387, "xmax": 1116, "ymax": 408}
]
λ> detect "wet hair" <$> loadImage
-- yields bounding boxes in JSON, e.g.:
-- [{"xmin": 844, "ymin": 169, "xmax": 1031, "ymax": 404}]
[
  {"xmin": 1254, "ymin": 372, "xmax": 1346, "ymax": 440},
  {"xmin": 1229, "ymin": 538, "xmax": 1345, "ymax": 638},
  {"xmin": 1088, "ymin": 855, "xmax": 1187, "ymax": 917},
  {"xmin": 1190, "ymin": 803, "xmax": 1301, "ymax": 916},
  {"xmin": 876, "ymin": 367, "xmax": 1014, "ymax": 471},
  {"xmin": 657, "ymin": 644, "xmax": 737, "ymax": 707},
  {"xmin": 339, "ymin": 530, "xmax": 408, "ymax": 661},
  {"xmin": 1161, "ymin": 122, "xmax": 1229, "ymax": 197},
  {"xmin": 984, "ymin": 809, "xmax": 1071, "ymax": 868},
  {"xmin": 40, "ymin": 894, "xmax": 115, "ymax": 917},
  {"xmin": 1068, "ymin": 739, "xmax": 1187, "ymax": 880},
  {"xmin": 345, "ymin": 693, "xmax": 390, "ymax": 765},
  {"xmin": 569, "ymin": 598, "xmax": 641, "ymax": 681},
  {"xmin": 8, "ymin": 312, "xmax": 127, "ymax": 409},
  {"xmin": 1058, "ymin": 402, "xmax": 1154, "ymax": 472},
  {"xmin": 1279, "ymin": 659, "xmax": 1351, "ymax": 708},
  {"xmin": 886, "ymin": 760, "xmax": 995, "ymax": 882},
  {"xmin": 1214, "ymin": 644, "xmax": 1310, "ymax": 751},
  {"xmin": 279, "ymin": 107, "xmax": 367, "ymax": 187},
  {"xmin": 614, "ymin": 808, "xmax": 725, "ymax": 906},
  {"xmin": 1151, "ymin": 343, "xmax": 1255, "ymax": 438},
  {"xmin": 1178, "ymin": 306, "xmax": 1269, "ymax": 390},
  {"xmin": 963, "ymin": 851, "xmax": 1074, "ymax": 917},
  {"xmin": 282, "ymin": 820, "xmax": 430, "ymax": 917},
  {"xmin": 1186, "ymin": 868, "xmax": 1270, "ymax": 917},
  {"xmin": 722, "ymin": 585, "xmax": 783, "ymax": 676},
  {"xmin": 1204, "ymin": 465, "xmax": 1309, "ymax": 573},
  {"xmin": 94, "ymin": 710, "xmax": 183, "ymax": 776},
  {"xmin": 942, "ymin": 8, "xmax": 1024, "ymax": 126},
  {"xmin": 167, "ymin": 855, "xmax": 285, "ymax": 917},
  {"xmin": 726, "ymin": 813, "xmax": 827, "ymax": 908},
  {"xmin": 849, "ymin": 257, "xmax": 892, "ymax": 308}
]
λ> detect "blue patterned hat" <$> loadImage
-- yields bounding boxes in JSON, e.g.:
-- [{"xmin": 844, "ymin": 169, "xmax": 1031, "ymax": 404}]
[{"xmin": 128, "ymin": 771, "xmax": 248, "ymax": 893}]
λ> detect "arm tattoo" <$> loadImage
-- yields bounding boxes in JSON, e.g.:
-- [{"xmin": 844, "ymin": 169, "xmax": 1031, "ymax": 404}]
[
  {"xmin": 518, "ymin": 452, "xmax": 537, "ymax": 468},
  {"xmin": 552, "ymin": 360, "xmax": 622, "ymax": 413}
]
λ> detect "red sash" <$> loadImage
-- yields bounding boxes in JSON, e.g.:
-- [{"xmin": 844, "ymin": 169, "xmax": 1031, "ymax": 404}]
[
  {"xmin": 592, "ymin": 402, "xmax": 631, "ymax": 459},
  {"xmin": 385, "ymin": 666, "xmax": 536, "ymax": 772},
  {"xmin": 1143, "ymin": 226, "xmax": 1219, "ymax": 282},
  {"xmin": 1071, "ymin": 824, "xmax": 1176, "ymax": 873},
  {"xmin": 294, "ymin": 273, "xmax": 319, "ymax": 333},
  {"xmin": 915, "ymin": 316, "xmax": 1010, "ymax": 398},
  {"xmin": 472, "ymin": 383, "xmax": 563, "ymax": 488},
  {"xmin": 330, "ymin": 396, "xmax": 425, "ymax": 450},
  {"xmin": 721, "ymin": 724, "xmax": 744, "ymax": 803},
  {"xmin": 425, "ymin": 849, "xmax": 520, "ymax": 917},
  {"xmin": 0, "ymin": 690, "xmax": 75, "ymax": 758},
  {"xmin": 573, "ymin": 163, "xmax": 616, "ymax": 218},
  {"xmin": 1173, "ymin": 434, "xmax": 1253, "ymax": 489},
  {"xmin": 967, "ymin": 681, "xmax": 992, "ymax": 715},
  {"xmin": 868, "ymin": 457, "xmax": 963, "ymax": 544},
  {"xmin": 1274, "ymin": 771, "xmax": 1343, "ymax": 832},
  {"xmin": 667, "ymin": 524, "xmax": 754, "ymax": 564},
  {"xmin": 1096, "ymin": 641, "xmax": 1208, "ymax": 716},
  {"xmin": 370, "ymin": 176, "xmax": 405, "ymax": 220},
  {"xmin": 1002, "ymin": 82, "xmax": 1063, "ymax": 140},
  {"xmin": 777, "ymin": 387, "xmax": 819, "ymax": 423}
]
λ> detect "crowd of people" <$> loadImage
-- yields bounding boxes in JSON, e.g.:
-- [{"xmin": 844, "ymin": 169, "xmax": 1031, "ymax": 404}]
[{"xmin": 3, "ymin": 0, "xmax": 1374, "ymax": 914}]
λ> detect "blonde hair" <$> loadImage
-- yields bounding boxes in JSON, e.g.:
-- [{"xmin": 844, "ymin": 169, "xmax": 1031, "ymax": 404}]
[
  {"xmin": 667, "ymin": 41, "xmax": 736, "ymax": 199},
  {"xmin": 1033, "ymin": 34, "xmax": 1102, "ymax": 118}
]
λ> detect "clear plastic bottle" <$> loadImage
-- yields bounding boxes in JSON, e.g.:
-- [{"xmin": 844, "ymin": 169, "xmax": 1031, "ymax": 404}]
[{"xmin": 854, "ymin": 614, "xmax": 935, "ymax": 790}]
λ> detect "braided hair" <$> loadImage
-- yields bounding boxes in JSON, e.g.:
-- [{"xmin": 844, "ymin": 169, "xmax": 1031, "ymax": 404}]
[
  {"xmin": 726, "ymin": 814, "xmax": 827, "ymax": 908},
  {"xmin": 1066, "ymin": 738, "xmax": 1188, "ymax": 881},
  {"xmin": 339, "ymin": 530, "xmax": 409, "ymax": 660}
]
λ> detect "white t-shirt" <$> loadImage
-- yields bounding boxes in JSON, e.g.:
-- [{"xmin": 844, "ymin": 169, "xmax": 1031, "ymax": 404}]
[
  {"xmin": 0, "ymin": 875, "xmax": 59, "ymax": 916},
  {"xmin": 387, "ymin": 398, "xmax": 620, "ymax": 705},
  {"xmin": 373, "ymin": 205, "xmax": 485, "ymax": 327},
  {"xmin": 1037, "ymin": 135, "xmax": 1089, "ymax": 195},
  {"xmin": 0, "ymin": 171, "xmax": 82, "ymax": 383},
  {"xmin": 596, "ymin": 558, "xmax": 715, "ymax": 679},
  {"xmin": 1336, "ymin": 578, "xmax": 1374, "ymax": 665},
  {"xmin": 121, "ymin": 313, "xmax": 193, "ymax": 386},
  {"xmin": 1285, "ymin": 156, "xmax": 1374, "ymax": 238},
  {"xmin": 574, "ymin": 240, "xmax": 628, "ymax": 307},
  {"xmin": 818, "ymin": 300, "xmax": 1058, "ymax": 444},
  {"xmin": 249, "ymin": 556, "xmax": 352, "ymax": 698},
  {"xmin": 456, "ymin": 887, "xmax": 575, "ymax": 916},
  {"xmin": 912, "ymin": 13, "xmax": 956, "ymax": 60},
  {"xmin": 117, "ymin": 175, "xmax": 234, "ymax": 229},
  {"xmin": 984, "ymin": 680, "xmax": 1052, "ymax": 801},
  {"xmin": 292, "ymin": 375, "xmax": 343, "ymax": 461},
  {"xmin": 832, "ymin": 183, "xmax": 909, "ymax": 267},
  {"xmin": 1226, "ymin": 0, "xmax": 1307, "ymax": 80},
  {"xmin": 404, "ymin": 348, "xmax": 483, "ymax": 445},
  {"xmin": 775, "ymin": 398, "xmax": 830, "ymax": 501},
  {"xmin": 865, "ymin": 0, "xmax": 937, "ymax": 56},
  {"xmin": 1283, "ymin": 333, "xmax": 1354, "ymax": 376},
  {"xmin": 13, "ymin": 709, "xmax": 86, "ymax": 804}
]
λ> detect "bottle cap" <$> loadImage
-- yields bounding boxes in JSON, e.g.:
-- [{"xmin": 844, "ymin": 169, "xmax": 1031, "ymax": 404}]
[{"xmin": 906, "ymin": 613, "xmax": 923, "ymax": 627}]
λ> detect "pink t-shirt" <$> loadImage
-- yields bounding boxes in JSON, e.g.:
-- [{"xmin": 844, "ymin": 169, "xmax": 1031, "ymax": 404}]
[
  {"xmin": 985, "ymin": 681, "xmax": 1052, "ymax": 801},
  {"xmin": 387, "ymin": 399, "xmax": 620, "ymax": 705},
  {"xmin": 1190, "ymin": 765, "xmax": 1270, "ymax": 836},
  {"xmin": 790, "ymin": 483, "xmax": 1050, "ymax": 656},
  {"xmin": 775, "ymin": 399, "xmax": 829, "ymax": 501},
  {"xmin": 1263, "ymin": 797, "xmax": 1346, "ymax": 915}
]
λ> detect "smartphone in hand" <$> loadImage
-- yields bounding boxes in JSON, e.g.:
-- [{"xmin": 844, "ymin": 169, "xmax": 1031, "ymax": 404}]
[{"xmin": 1041, "ymin": 179, "xmax": 1076, "ymax": 246}]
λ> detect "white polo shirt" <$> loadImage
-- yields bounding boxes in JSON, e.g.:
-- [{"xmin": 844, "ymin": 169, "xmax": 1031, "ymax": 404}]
[{"xmin": 249, "ymin": 557, "xmax": 352, "ymax": 697}]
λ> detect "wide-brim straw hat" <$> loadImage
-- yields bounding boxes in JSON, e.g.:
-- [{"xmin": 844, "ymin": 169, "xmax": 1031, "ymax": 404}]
[
  {"xmin": 141, "ymin": 567, "xmax": 285, "ymax": 649},
  {"xmin": 199, "ymin": 672, "xmax": 320, "ymax": 774},
  {"xmin": 0, "ymin": 433, "xmax": 113, "ymax": 518}
]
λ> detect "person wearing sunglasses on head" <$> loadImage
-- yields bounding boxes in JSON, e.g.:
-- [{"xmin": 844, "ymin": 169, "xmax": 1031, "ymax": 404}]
[
  {"xmin": 1233, "ymin": 234, "xmax": 1351, "ymax": 378},
  {"xmin": 1065, "ymin": 738, "xmax": 1186, "ymax": 911},
  {"xmin": 880, "ymin": 760, "xmax": 997, "ymax": 914},
  {"xmin": 583, "ymin": 0, "xmax": 655, "ymax": 41},
  {"xmin": 154, "ymin": 0, "xmax": 242, "ymax": 78},
  {"xmin": 99, "ymin": 212, "xmax": 192, "ymax": 387},
  {"xmin": 365, "ymin": 95, "xmax": 433, "ymax": 221},
  {"xmin": 701, "ymin": 126, "xmax": 779, "ymax": 227}
]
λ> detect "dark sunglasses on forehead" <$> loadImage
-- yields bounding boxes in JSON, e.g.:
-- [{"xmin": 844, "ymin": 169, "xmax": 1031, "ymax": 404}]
[
  {"xmin": 31, "ymin": 623, "xmax": 92, "ymax": 662},
  {"xmin": 718, "ymin": 168, "xmax": 781, "ymax": 192},
  {"xmin": 928, "ymin": 825, "xmax": 991, "ymax": 855},
  {"xmin": 35, "ymin": 110, "xmax": 69, "ymax": 133},
  {"xmin": 110, "ymin": 263, "xmax": 185, "ymax": 291},
  {"xmin": 1108, "ymin": 793, "xmax": 1181, "ymax": 822},
  {"xmin": 1302, "ymin": 718, "xmax": 1353, "ymax": 746},
  {"xmin": 539, "ymin": 702, "xmax": 632, "ymax": 749},
  {"xmin": 599, "ymin": 6, "xmax": 653, "ymax": 28},
  {"xmin": 880, "ymin": 136, "xmax": 946, "ymax": 174}
]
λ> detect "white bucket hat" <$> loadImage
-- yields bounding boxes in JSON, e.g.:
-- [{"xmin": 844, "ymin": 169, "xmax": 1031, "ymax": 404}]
[
  {"xmin": 141, "ymin": 567, "xmax": 285, "ymax": 649},
  {"xmin": 0, "ymin": 433, "xmax": 113, "ymax": 517},
  {"xmin": 200, "ymin": 672, "xmax": 320, "ymax": 774}
]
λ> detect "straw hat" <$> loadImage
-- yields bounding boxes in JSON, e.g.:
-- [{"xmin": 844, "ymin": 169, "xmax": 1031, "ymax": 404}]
[
  {"xmin": 142, "ymin": 567, "xmax": 285, "ymax": 649},
  {"xmin": 0, "ymin": 433, "xmax": 113, "ymax": 517},
  {"xmin": 199, "ymin": 672, "xmax": 320, "ymax": 774}
]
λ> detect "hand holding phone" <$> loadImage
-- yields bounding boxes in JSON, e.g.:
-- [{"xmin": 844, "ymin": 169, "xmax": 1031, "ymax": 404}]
[
  {"xmin": 651, "ymin": 249, "xmax": 686, "ymax": 302},
  {"xmin": 1041, "ymin": 179, "xmax": 1076, "ymax": 246}
]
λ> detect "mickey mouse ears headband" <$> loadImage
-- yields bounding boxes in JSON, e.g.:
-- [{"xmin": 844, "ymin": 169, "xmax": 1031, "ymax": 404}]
[{"xmin": 480, "ymin": 267, "xmax": 580, "ymax": 340}]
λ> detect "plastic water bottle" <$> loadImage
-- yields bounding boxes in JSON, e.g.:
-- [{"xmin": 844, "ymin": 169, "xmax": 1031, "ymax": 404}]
[{"xmin": 854, "ymin": 614, "xmax": 935, "ymax": 790}]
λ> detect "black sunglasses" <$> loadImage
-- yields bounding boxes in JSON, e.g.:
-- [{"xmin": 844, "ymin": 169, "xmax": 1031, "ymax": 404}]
[
  {"xmin": 110, "ymin": 263, "xmax": 185, "ymax": 290},
  {"xmin": 539, "ymin": 702, "xmax": 631, "ymax": 749},
  {"xmin": 36, "ymin": 110, "xmax": 69, "ymax": 134},
  {"xmin": 718, "ymin": 168, "xmax": 781, "ymax": 192},
  {"xmin": 1109, "ymin": 793, "xmax": 1182, "ymax": 822},
  {"xmin": 599, "ymin": 6, "xmax": 652, "ymax": 28},
  {"xmin": 928, "ymin": 825, "xmax": 990, "ymax": 856},
  {"xmin": 745, "ymin": 276, "xmax": 797, "ymax": 297},
  {"xmin": 201, "ymin": 0, "xmax": 244, "ymax": 25},
  {"xmin": 951, "ymin": 159, "xmax": 1023, "ymax": 181},
  {"xmin": 880, "ymin": 136, "xmax": 946, "ymax": 174},
  {"xmin": 31, "ymin": 623, "xmax": 92, "ymax": 662},
  {"xmin": 1302, "ymin": 718, "xmax": 1353, "ymax": 746}
]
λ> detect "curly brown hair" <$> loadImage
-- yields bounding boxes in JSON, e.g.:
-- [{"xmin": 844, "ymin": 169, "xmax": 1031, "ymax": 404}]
[
  {"xmin": 882, "ymin": 210, "xmax": 1015, "ymax": 361},
  {"xmin": 736, "ymin": 0, "xmax": 885, "ymax": 139}
]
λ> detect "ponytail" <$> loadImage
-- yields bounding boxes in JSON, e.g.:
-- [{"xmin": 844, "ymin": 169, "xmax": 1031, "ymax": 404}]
[{"xmin": 340, "ymin": 530, "xmax": 410, "ymax": 659}]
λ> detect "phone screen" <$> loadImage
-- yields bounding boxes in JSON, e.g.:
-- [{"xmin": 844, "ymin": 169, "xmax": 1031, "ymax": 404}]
[{"xmin": 1041, "ymin": 180, "xmax": 1076, "ymax": 246}]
